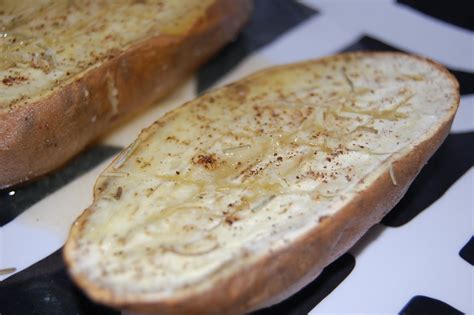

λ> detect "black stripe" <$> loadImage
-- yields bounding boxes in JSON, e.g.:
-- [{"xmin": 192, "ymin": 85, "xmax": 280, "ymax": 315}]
[
  {"xmin": 459, "ymin": 236, "xmax": 474, "ymax": 265},
  {"xmin": 400, "ymin": 295, "xmax": 463, "ymax": 315},
  {"xmin": 0, "ymin": 145, "xmax": 122, "ymax": 226},
  {"xmin": 252, "ymin": 253, "xmax": 355, "ymax": 315},
  {"xmin": 197, "ymin": 0, "xmax": 317, "ymax": 93},
  {"xmin": 341, "ymin": 35, "xmax": 474, "ymax": 95},
  {"xmin": 0, "ymin": 249, "xmax": 119, "ymax": 315},
  {"xmin": 382, "ymin": 132, "xmax": 474, "ymax": 227},
  {"xmin": 450, "ymin": 70, "xmax": 474, "ymax": 95},
  {"xmin": 397, "ymin": 0, "xmax": 474, "ymax": 31}
]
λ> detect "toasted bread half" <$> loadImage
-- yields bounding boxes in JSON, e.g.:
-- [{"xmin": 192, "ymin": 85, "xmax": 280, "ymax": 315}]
[
  {"xmin": 64, "ymin": 52, "xmax": 459, "ymax": 314},
  {"xmin": 0, "ymin": 0, "xmax": 251, "ymax": 188}
]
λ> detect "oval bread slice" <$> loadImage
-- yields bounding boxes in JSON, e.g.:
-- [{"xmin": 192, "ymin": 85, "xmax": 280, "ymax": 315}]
[
  {"xmin": 64, "ymin": 52, "xmax": 459, "ymax": 314},
  {"xmin": 0, "ymin": 0, "xmax": 251, "ymax": 188}
]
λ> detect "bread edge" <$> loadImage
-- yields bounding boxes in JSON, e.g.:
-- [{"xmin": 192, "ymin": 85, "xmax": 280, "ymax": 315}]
[{"xmin": 63, "ymin": 52, "xmax": 460, "ymax": 315}]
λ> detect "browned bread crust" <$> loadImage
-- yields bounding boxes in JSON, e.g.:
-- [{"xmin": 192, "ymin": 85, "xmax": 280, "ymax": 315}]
[
  {"xmin": 0, "ymin": 0, "xmax": 252, "ymax": 188},
  {"xmin": 64, "ymin": 52, "xmax": 459, "ymax": 314}
]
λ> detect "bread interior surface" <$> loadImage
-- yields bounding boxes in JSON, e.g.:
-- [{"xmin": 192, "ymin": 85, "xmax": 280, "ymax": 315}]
[
  {"xmin": 0, "ymin": 0, "xmax": 214, "ymax": 111},
  {"xmin": 65, "ymin": 53, "xmax": 459, "ymax": 309}
]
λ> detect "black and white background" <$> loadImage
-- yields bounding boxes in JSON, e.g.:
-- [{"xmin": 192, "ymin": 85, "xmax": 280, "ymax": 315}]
[{"xmin": 0, "ymin": 0, "xmax": 472, "ymax": 314}]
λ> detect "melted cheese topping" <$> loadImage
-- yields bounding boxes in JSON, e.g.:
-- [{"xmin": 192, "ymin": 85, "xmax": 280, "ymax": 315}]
[
  {"xmin": 0, "ymin": 0, "xmax": 213, "ymax": 111},
  {"xmin": 69, "ymin": 54, "xmax": 457, "ymax": 298}
]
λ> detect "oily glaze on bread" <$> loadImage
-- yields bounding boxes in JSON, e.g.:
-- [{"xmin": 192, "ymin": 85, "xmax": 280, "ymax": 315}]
[
  {"xmin": 0, "ymin": 0, "xmax": 251, "ymax": 188},
  {"xmin": 64, "ymin": 52, "xmax": 459, "ymax": 314}
]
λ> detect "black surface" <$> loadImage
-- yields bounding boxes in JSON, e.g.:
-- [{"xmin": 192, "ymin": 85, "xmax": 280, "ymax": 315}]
[
  {"xmin": 252, "ymin": 254, "xmax": 355, "ymax": 315},
  {"xmin": 450, "ymin": 69, "xmax": 474, "ymax": 95},
  {"xmin": 196, "ymin": 0, "xmax": 317, "ymax": 93},
  {"xmin": 459, "ymin": 236, "xmax": 474, "ymax": 265},
  {"xmin": 397, "ymin": 0, "xmax": 474, "ymax": 31},
  {"xmin": 0, "ymin": 249, "xmax": 119, "ymax": 315},
  {"xmin": 400, "ymin": 295, "xmax": 463, "ymax": 315},
  {"xmin": 341, "ymin": 35, "xmax": 474, "ymax": 95},
  {"xmin": 382, "ymin": 132, "xmax": 474, "ymax": 227},
  {"xmin": 0, "ymin": 145, "xmax": 122, "ymax": 226}
]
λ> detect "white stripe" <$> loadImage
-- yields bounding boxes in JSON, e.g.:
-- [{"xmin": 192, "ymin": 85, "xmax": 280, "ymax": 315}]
[{"xmin": 258, "ymin": 14, "xmax": 363, "ymax": 64}]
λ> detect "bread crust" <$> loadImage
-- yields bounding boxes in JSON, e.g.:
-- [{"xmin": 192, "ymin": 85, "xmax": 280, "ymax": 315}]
[
  {"xmin": 0, "ymin": 0, "xmax": 252, "ymax": 189},
  {"xmin": 63, "ymin": 52, "xmax": 460, "ymax": 314}
]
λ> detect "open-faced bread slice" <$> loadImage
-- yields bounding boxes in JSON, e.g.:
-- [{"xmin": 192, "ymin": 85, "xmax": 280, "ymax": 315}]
[
  {"xmin": 64, "ymin": 52, "xmax": 459, "ymax": 314},
  {"xmin": 0, "ymin": 0, "xmax": 251, "ymax": 188}
]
